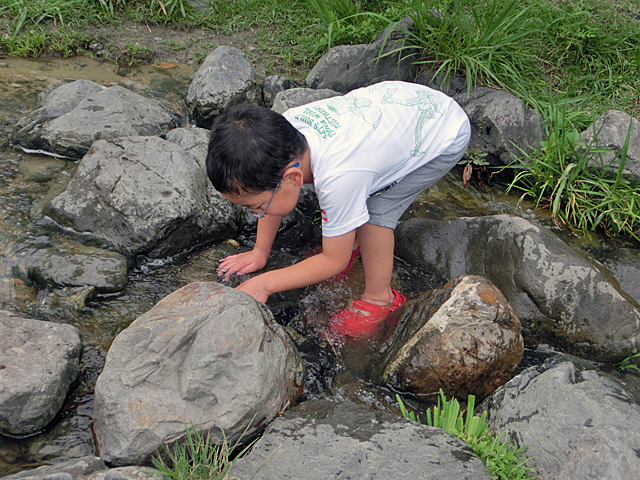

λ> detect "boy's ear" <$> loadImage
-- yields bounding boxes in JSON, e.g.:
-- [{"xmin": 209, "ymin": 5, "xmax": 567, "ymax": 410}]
[{"xmin": 285, "ymin": 167, "xmax": 304, "ymax": 187}]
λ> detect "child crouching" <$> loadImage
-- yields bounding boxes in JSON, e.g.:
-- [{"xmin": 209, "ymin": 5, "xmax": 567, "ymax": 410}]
[{"xmin": 206, "ymin": 81, "xmax": 470, "ymax": 338}]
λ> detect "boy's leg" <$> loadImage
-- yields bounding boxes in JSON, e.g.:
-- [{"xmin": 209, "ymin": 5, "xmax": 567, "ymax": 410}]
[{"xmin": 356, "ymin": 223, "xmax": 395, "ymax": 305}]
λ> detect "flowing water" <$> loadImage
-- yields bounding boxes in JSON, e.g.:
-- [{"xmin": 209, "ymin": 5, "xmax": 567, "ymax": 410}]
[{"xmin": 0, "ymin": 56, "xmax": 601, "ymax": 476}]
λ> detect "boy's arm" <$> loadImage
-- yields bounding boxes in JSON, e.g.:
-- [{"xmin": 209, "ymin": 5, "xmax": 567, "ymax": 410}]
[
  {"xmin": 217, "ymin": 214, "xmax": 283, "ymax": 280},
  {"xmin": 235, "ymin": 230, "xmax": 356, "ymax": 303}
]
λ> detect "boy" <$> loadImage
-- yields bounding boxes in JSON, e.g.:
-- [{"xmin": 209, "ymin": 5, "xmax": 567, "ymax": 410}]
[{"xmin": 206, "ymin": 81, "xmax": 470, "ymax": 338}]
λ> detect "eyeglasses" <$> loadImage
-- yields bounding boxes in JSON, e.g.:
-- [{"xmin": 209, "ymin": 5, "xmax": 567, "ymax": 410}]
[{"xmin": 244, "ymin": 162, "xmax": 300, "ymax": 218}]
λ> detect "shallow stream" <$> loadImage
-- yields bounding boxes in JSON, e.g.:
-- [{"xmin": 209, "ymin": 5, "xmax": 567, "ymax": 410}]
[{"xmin": 0, "ymin": 56, "xmax": 605, "ymax": 476}]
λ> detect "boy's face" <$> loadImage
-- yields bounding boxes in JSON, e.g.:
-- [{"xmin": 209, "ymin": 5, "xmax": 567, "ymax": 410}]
[{"xmin": 222, "ymin": 180, "xmax": 299, "ymax": 218}]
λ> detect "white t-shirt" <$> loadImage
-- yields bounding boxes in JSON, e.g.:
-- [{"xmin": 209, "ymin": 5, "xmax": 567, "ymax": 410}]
[{"xmin": 283, "ymin": 81, "xmax": 470, "ymax": 237}]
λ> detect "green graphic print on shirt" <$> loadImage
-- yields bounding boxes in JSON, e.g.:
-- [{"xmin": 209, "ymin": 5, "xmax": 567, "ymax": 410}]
[{"xmin": 293, "ymin": 86, "xmax": 446, "ymax": 157}]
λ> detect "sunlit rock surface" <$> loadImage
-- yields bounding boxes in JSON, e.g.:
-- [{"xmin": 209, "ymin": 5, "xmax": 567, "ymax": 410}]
[
  {"xmin": 481, "ymin": 354, "xmax": 640, "ymax": 480},
  {"xmin": 377, "ymin": 275, "xmax": 523, "ymax": 400},
  {"xmin": 13, "ymin": 80, "xmax": 175, "ymax": 159},
  {"xmin": 44, "ymin": 136, "xmax": 241, "ymax": 259},
  {"xmin": 0, "ymin": 311, "xmax": 82, "ymax": 436},
  {"xmin": 395, "ymin": 215, "xmax": 640, "ymax": 362},
  {"xmin": 93, "ymin": 282, "xmax": 304, "ymax": 466},
  {"xmin": 231, "ymin": 398, "xmax": 491, "ymax": 480}
]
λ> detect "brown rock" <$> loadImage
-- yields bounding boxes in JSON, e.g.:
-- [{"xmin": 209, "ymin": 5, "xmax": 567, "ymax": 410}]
[{"xmin": 378, "ymin": 275, "xmax": 523, "ymax": 400}]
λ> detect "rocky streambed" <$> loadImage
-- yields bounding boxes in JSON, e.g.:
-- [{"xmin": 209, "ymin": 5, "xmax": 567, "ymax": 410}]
[{"xmin": 1, "ymin": 36, "xmax": 640, "ymax": 480}]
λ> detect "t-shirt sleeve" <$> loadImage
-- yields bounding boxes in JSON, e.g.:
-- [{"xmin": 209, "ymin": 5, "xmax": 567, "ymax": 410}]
[{"xmin": 316, "ymin": 170, "xmax": 374, "ymax": 237}]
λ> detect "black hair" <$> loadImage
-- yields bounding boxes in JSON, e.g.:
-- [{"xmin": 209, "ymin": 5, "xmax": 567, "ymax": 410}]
[{"xmin": 206, "ymin": 104, "xmax": 308, "ymax": 195}]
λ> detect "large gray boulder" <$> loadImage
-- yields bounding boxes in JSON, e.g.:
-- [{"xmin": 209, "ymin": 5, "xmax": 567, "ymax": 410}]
[
  {"xmin": 376, "ymin": 275, "xmax": 523, "ymax": 400},
  {"xmin": 271, "ymin": 87, "xmax": 341, "ymax": 114},
  {"xmin": 186, "ymin": 46, "xmax": 261, "ymax": 128},
  {"xmin": 580, "ymin": 109, "xmax": 640, "ymax": 182},
  {"xmin": 13, "ymin": 80, "xmax": 175, "ymax": 159},
  {"xmin": 395, "ymin": 215, "xmax": 640, "ymax": 362},
  {"xmin": 231, "ymin": 398, "xmax": 491, "ymax": 480},
  {"xmin": 454, "ymin": 87, "xmax": 543, "ymax": 165},
  {"xmin": 306, "ymin": 18, "xmax": 417, "ymax": 93},
  {"xmin": 480, "ymin": 354, "xmax": 640, "ymax": 480},
  {"xmin": 44, "ymin": 136, "xmax": 241, "ymax": 259},
  {"xmin": 10, "ymin": 237, "xmax": 128, "ymax": 293},
  {"xmin": 93, "ymin": 282, "xmax": 305, "ymax": 466},
  {"xmin": 0, "ymin": 311, "xmax": 82, "ymax": 436}
]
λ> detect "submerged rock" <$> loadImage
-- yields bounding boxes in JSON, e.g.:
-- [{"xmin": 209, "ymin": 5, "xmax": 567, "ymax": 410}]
[
  {"xmin": 480, "ymin": 354, "xmax": 640, "ymax": 480},
  {"xmin": 44, "ymin": 136, "xmax": 241, "ymax": 259},
  {"xmin": 395, "ymin": 215, "xmax": 640, "ymax": 363},
  {"xmin": 230, "ymin": 398, "xmax": 491, "ymax": 480},
  {"xmin": 186, "ymin": 46, "xmax": 261, "ymax": 129},
  {"xmin": 13, "ymin": 80, "xmax": 175, "ymax": 159},
  {"xmin": 376, "ymin": 275, "xmax": 523, "ymax": 400},
  {"xmin": 93, "ymin": 282, "xmax": 304, "ymax": 466},
  {"xmin": 0, "ymin": 311, "xmax": 82, "ymax": 436},
  {"xmin": 10, "ymin": 237, "xmax": 128, "ymax": 293}
]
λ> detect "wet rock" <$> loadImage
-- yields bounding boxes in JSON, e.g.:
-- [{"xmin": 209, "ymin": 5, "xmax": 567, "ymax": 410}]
[
  {"xmin": 395, "ymin": 215, "xmax": 640, "ymax": 362},
  {"xmin": 480, "ymin": 354, "xmax": 640, "ymax": 480},
  {"xmin": 230, "ymin": 398, "xmax": 491, "ymax": 480},
  {"xmin": 44, "ymin": 286, "xmax": 96, "ymax": 311},
  {"xmin": 0, "ymin": 311, "xmax": 82, "ymax": 436},
  {"xmin": 581, "ymin": 110, "xmax": 640, "ymax": 182},
  {"xmin": 604, "ymin": 247, "xmax": 640, "ymax": 304},
  {"xmin": 306, "ymin": 18, "xmax": 417, "ymax": 93},
  {"xmin": 454, "ymin": 87, "xmax": 543, "ymax": 166},
  {"xmin": 186, "ymin": 46, "xmax": 261, "ymax": 129},
  {"xmin": 262, "ymin": 75, "xmax": 297, "ymax": 109},
  {"xmin": 377, "ymin": 275, "xmax": 523, "ymax": 400},
  {"xmin": 2, "ymin": 456, "xmax": 108, "ymax": 480},
  {"xmin": 44, "ymin": 136, "xmax": 241, "ymax": 259},
  {"xmin": 270, "ymin": 87, "xmax": 342, "ymax": 114},
  {"xmin": 18, "ymin": 157, "xmax": 67, "ymax": 183},
  {"xmin": 93, "ymin": 282, "xmax": 304, "ymax": 466},
  {"xmin": 14, "ymin": 80, "xmax": 175, "ymax": 159},
  {"xmin": 10, "ymin": 237, "xmax": 128, "ymax": 293}
]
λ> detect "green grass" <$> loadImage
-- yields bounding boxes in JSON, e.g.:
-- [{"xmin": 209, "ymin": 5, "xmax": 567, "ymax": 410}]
[
  {"xmin": 152, "ymin": 422, "xmax": 256, "ymax": 480},
  {"xmin": 506, "ymin": 99, "xmax": 640, "ymax": 242},
  {"xmin": 397, "ymin": 391, "xmax": 537, "ymax": 480}
]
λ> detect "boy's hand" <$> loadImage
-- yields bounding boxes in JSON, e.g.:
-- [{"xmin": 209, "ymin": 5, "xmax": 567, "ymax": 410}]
[
  {"xmin": 217, "ymin": 249, "xmax": 268, "ymax": 281},
  {"xmin": 236, "ymin": 276, "xmax": 270, "ymax": 303}
]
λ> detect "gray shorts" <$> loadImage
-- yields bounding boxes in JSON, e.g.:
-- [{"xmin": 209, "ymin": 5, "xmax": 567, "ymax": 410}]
[{"xmin": 366, "ymin": 147, "xmax": 468, "ymax": 230}]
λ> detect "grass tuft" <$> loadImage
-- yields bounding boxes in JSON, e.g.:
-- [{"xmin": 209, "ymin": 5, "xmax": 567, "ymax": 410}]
[
  {"xmin": 397, "ymin": 390, "xmax": 537, "ymax": 480},
  {"xmin": 152, "ymin": 422, "xmax": 256, "ymax": 480}
]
